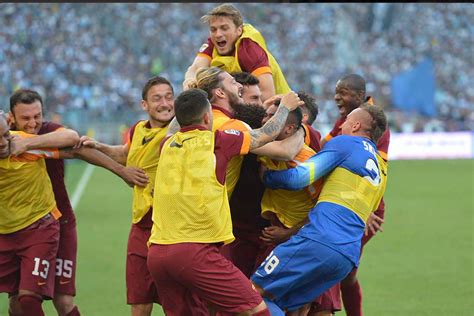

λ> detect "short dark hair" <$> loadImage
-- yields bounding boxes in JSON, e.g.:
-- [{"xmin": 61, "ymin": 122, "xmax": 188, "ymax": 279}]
[
  {"xmin": 360, "ymin": 103, "xmax": 387, "ymax": 144},
  {"xmin": 231, "ymin": 72, "xmax": 259, "ymax": 86},
  {"xmin": 142, "ymin": 76, "xmax": 174, "ymax": 101},
  {"xmin": 10, "ymin": 89, "xmax": 43, "ymax": 113},
  {"xmin": 339, "ymin": 74, "xmax": 366, "ymax": 94},
  {"xmin": 286, "ymin": 107, "xmax": 303, "ymax": 130},
  {"xmin": 174, "ymin": 89, "xmax": 210, "ymax": 126},
  {"xmin": 233, "ymin": 103, "xmax": 266, "ymax": 129},
  {"xmin": 298, "ymin": 91, "xmax": 318, "ymax": 125}
]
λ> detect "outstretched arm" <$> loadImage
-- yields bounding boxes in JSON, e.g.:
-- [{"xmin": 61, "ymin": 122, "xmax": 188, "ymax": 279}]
[
  {"xmin": 257, "ymin": 73, "xmax": 276, "ymax": 102},
  {"xmin": 58, "ymin": 147, "xmax": 149, "ymax": 187},
  {"xmin": 11, "ymin": 129, "xmax": 79, "ymax": 156},
  {"xmin": 77, "ymin": 136, "xmax": 129, "ymax": 165},
  {"xmin": 263, "ymin": 149, "xmax": 342, "ymax": 191}
]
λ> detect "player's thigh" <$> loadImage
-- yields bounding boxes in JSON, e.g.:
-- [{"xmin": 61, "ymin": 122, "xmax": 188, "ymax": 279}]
[
  {"xmin": 180, "ymin": 243, "xmax": 262, "ymax": 314},
  {"xmin": 127, "ymin": 225, "xmax": 159, "ymax": 304},
  {"xmin": 252, "ymin": 236, "xmax": 352, "ymax": 312},
  {"xmin": 0, "ymin": 236, "xmax": 21, "ymax": 294},
  {"xmin": 55, "ymin": 221, "xmax": 78, "ymax": 296},
  {"xmin": 19, "ymin": 215, "xmax": 60, "ymax": 298}
]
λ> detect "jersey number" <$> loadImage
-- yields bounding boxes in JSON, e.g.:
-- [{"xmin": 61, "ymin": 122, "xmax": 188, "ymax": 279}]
[
  {"xmin": 364, "ymin": 159, "xmax": 381, "ymax": 186},
  {"xmin": 262, "ymin": 251, "xmax": 280, "ymax": 275},
  {"xmin": 32, "ymin": 257, "xmax": 50, "ymax": 278},
  {"xmin": 56, "ymin": 258, "xmax": 73, "ymax": 278}
]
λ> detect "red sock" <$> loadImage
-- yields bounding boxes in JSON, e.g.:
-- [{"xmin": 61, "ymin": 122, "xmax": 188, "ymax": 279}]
[
  {"xmin": 341, "ymin": 278, "xmax": 363, "ymax": 316},
  {"xmin": 252, "ymin": 308, "xmax": 271, "ymax": 316},
  {"xmin": 18, "ymin": 295, "xmax": 44, "ymax": 316},
  {"xmin": 67, "ymin": 306, "xmax": 81, "ymax": 316}
]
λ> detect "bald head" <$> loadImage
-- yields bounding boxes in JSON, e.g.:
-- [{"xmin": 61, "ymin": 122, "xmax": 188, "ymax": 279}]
[
  {"xmin": 0, "ymin": 113, "xmax": 12, "ymax": 158},
  {"xmin": 341, "ymin": 104, "xmax": 387, "ymax": 143},
  {"xmin": 338, "ymin": 74, "xmax": 366, "ymax": 94}
]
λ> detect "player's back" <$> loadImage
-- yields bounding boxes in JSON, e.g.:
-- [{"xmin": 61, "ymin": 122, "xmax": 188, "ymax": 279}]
[{"xmin": 299, "ymin": 135, "xmax": 388, "ymax": 265}]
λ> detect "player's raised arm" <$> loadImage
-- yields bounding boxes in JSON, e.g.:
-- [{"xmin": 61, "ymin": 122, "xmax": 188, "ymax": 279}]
[{"xmin": 183, "ymin": 55, "xmax": 211, "ymax": 91}]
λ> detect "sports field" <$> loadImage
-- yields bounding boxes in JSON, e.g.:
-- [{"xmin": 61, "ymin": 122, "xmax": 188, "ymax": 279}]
[{"xmin": 1, "ymin": 159, "xmax": 472, "ymax": 315}]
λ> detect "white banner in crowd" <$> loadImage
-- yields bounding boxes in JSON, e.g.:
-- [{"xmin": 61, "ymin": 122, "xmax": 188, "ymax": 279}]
[{"xmin": 388, "ymin": 132, "xmax": 473, "ymax": 160}]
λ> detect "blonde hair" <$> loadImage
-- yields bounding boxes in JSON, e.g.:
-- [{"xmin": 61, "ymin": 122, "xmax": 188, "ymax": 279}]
[
  {"xmin": 194, "ymin": 67, "xmax": 225, "ymax": 101},
  {"xmin": 201, "ymin": 3, "xmax": 243, "ymax": 27}
]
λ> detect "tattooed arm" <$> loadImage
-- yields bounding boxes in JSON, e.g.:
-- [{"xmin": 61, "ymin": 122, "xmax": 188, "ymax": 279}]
[{"xmin": 248, "ymin": 91, "xmax": 303, "ymax": 151}]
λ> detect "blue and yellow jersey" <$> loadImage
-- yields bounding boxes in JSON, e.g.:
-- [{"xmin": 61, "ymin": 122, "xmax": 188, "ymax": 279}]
[{"xmin": 263, "ymin": 135, "xmax": 388, "ymax": 265}]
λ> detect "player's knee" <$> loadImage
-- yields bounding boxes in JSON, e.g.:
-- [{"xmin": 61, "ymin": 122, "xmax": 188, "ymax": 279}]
[
  {"xmin": 342, "ymin": 269, "xmax": 358, "ymax": 286},
  {"xmin": 131, "ymin": 303, "xmax": 153, "ymax": 316},
  {"xmin": 53, "ymin": 293, "xmax": 76, "ymax": 316},
  {"xmin": 17, "ymin": 293, "xmax": 43, "ymax": 316}
]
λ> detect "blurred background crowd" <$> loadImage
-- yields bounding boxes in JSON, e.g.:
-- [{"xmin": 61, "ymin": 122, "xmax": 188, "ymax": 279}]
[{"xmin": 0, "ymin": 3, "xmax": 472, "ymax": 142}]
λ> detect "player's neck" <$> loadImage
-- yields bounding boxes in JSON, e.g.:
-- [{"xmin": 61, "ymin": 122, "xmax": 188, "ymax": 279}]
[{"xmin": 148, "ymin": 119, "xmax": 169, "ymax": 129}]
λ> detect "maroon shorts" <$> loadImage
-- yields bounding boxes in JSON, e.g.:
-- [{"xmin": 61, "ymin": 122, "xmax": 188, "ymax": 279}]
[
  {"xmin": 126, "ymin": 223, "xmax": 159, "ymax": 304},
  {"xmin": 219, "ymin": 230, "xmax": 264, "ymax": 278},
  {"xmin": 309, "ymin": 283, "xmax": 342, "ymax": 314},
  {"xmin": 0, "ymin": 213, "xmax": 60, "ymax": 299},
  {"xmin": 147, "ymin": 243, "xmax": 262, "ymax": 314},
  {"xmin": 54, "ymin": 220, "xmax": 77, "ymax": 296}
]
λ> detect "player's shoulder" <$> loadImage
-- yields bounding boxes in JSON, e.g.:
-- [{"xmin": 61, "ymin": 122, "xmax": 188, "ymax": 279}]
[
  {"xmin": 221, "ymin": 119, "xmax": 251, "ymax": 132},
  {"xmin": 39, "ymin": 121, "xmax": 63, "ymax": 134}
]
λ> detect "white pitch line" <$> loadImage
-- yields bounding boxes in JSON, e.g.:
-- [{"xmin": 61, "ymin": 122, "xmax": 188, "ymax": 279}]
[{"xmin": 71, "ymin": 164, "xmax": 95, "ymax": 209}]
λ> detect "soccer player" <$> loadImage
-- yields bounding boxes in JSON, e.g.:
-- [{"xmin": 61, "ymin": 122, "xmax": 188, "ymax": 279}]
[
  {"xmin": 232, "ymin": 71, "xmax": 264, "ymax": 107},
  {"xmin": 321, "ymin": 74, "xmax": 390, "ymax": 316},
  {"xmin": 251, "ymin": 104, "xmax": 388, "ymax": 315},
  {"xmin": 0, "ymin": 112, "xmax": 79, "ymax": 316},
  {"xmin": 256, "ymin": 105, "xmax": 321, "ymax": 256},
  {"xmin": 147, "ymin": 88, "xmax": 302, "ymax": 315},
  {"xmin": 78, "ymin": 76, "xmax": 205, "ymax": 316},
  {"xmin": 183, "ymin": 3, "xmax": 291, "ymax": 101},
  {"xmin": 8, "ymin": 89, "xmax": 148, "ymax": 316}
]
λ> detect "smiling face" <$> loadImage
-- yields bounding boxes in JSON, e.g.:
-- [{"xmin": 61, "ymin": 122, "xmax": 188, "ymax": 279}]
[
  {"xmin": 141, "ymin": 84, "xmax": 175, "ymax": 127},
  {"xmin": 209, "ymin": 16, "xmax": 243, "ymax": 56},
  {"xmin": 334, "ymin": 80, "xmax": 364, "ymax": 119},
  {"xmin": 219, "ymin": 72, "xmax": 244, "ymax": 109},
  {"xmin": 11, "ymin": 101, "xmax": 43, "ymax": 135},
  {"xmin": 241, "ymin": 84, "xmax": 263, "ymax": 108}
]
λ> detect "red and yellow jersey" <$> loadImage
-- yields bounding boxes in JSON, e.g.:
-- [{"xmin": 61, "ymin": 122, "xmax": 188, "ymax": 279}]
[
  {"xmin": 126, "ymin": 120, "xmax": 169, "ymax": 224},
  {"xmin": 259, "ymin": 144, "xmax": 322, "ymax": 228},
  {"xmin": 323, "ymin": 97, "xmax": 390, "ymax": 161},
  {"xmin": 0, "ymin": 131, "xmax": 60, "ymax": 234},
  {"xmin": 198, "ymin": 24, "xmax": 291, "ymax": 95},
  {"xmin": 149, "ymin": 126, "xmax": 250, "ymax": 245},
  {"xmin": 211, "ymin": 105, "xmax": 251, "ymax": 198}
]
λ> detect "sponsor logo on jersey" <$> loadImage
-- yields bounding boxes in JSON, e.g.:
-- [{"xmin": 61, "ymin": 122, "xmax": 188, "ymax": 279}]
[
  {"xmin": 224, "ymin": 129, "xmax": 241, "ymax": 136},
  {"xmin": 199, "ymin": 43, "xmax": 209, "ymax": 53}
]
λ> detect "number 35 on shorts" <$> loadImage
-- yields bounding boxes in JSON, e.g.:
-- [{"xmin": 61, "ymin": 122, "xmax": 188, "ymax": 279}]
[{"xmin": 260, "ymin": 251, "xmax": 280, "ymax": 275}]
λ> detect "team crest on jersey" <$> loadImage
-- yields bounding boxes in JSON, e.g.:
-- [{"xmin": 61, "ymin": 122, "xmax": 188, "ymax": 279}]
[
  {"xmin": 199, "ymin": 43, "xmax": 209, "ymax": 53},
  {"xmin": 224, "ymin": 129, "xmax": 241, "ymax": 136}
]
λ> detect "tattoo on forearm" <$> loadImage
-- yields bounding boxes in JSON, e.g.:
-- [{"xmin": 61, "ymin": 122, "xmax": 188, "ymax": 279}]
[{"xmin": 250, "ymin": 105, "xmax": 289, "ymax": 149}]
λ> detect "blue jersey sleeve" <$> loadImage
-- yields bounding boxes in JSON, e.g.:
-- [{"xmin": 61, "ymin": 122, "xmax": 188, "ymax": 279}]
[{"xmin": 263, "ymin": 136, "xmax": 352, "ymax": 190}]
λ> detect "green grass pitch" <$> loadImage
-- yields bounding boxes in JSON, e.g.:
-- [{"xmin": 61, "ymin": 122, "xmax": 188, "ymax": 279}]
[{"xmin": 1, "ymin": 159, "xmax": 472, "ymax": 315}]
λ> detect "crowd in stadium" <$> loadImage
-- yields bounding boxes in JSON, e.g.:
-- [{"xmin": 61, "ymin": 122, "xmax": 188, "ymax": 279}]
[
  {"xmin": 0, "ymin": 3, "xmax": 470, "ymax": 316},
  {"xmin": 0, "ymin": 3, "xmax": 472, "ymax": 133}
]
